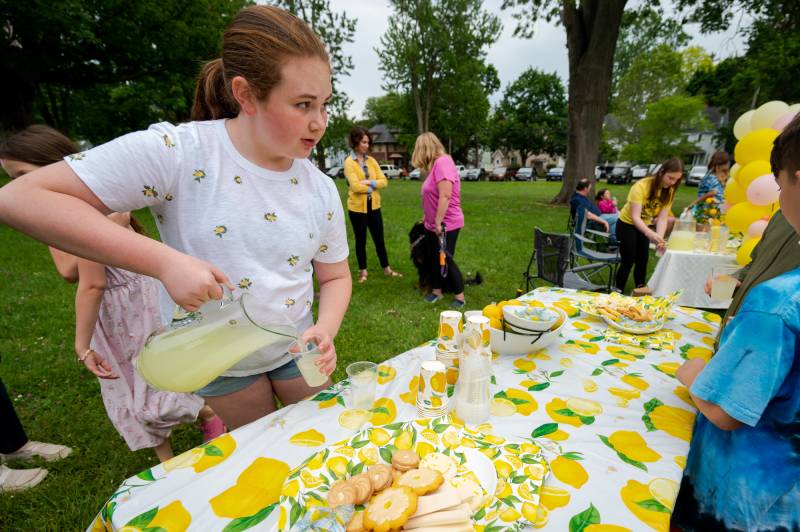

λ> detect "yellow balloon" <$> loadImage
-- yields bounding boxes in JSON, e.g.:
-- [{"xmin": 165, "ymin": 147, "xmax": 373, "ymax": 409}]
[
  {"xmin": 723, "ymin": 179, "xmax": 746, "ymax": 205},
  {"xmin": 751, "ymin": 101, "xmax": 788, "ymax": 130},
  {"xmin": 735, "ymin": 160, "xmax": 772, "ymax": 189},
  {"xmin": 733, "ymin": 110, "xmax": 755, "ymax": 140},
  {"xmin": 734, "ymin": 128, "xmax": 779, "ymax": 166},
  {"xmin": 729, "ymin": 162, "xmax": 741, "ymax": 180},
  {"xmin": 726, "ymin": 201, "xmax": 770, "ymax": 234},
  {"xmin": 736, "ymin": 237, "xmax": 760, "ymax": 266}
]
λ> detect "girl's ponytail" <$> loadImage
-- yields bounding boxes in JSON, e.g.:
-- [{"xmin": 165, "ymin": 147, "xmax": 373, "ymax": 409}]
[
  {"xmin": 190, "ymin": 6, "xmax": 329, "ymax": 122},
  {"xmin": 191, "ymin": 59, "xmax": 238, "ymax": 121}
]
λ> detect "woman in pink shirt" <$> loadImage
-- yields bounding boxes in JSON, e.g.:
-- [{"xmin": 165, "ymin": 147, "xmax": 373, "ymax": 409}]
[{"xmin": 412, "ymin": 132, "xmax": 466, "ymax": 308}]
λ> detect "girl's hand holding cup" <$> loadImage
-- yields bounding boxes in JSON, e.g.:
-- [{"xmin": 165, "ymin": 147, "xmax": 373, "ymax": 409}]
[{"xmin": 301, "ymin": 325, "xmax": 337, "ymax": 376}]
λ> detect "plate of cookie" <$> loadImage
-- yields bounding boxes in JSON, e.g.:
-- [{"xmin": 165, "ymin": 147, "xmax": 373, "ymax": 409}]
[
  {"xmin": 275, "ymin": 416, "xmax": 548, "ymax": 531},
  {"xmin": 575, "ymin": 291, "xmax": 682, "ymax": 335}
]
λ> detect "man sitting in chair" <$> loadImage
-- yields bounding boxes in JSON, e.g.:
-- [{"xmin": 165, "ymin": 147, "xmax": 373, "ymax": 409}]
[{"xmin": 570, "ymin": 178, "xmax": 617, "ymax": 236}]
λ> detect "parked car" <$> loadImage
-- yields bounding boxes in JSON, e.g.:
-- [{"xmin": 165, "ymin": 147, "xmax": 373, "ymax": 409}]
[
  {"xmin": 631, "ymin": 165, "xmax": 650, "ymax": 180},
  {"xmin": 408, "ymin": 168, "xmax": 421, "ymax": 180},
  {"xmin": 546, "ymin": 167, "xmax": 564, "ymax": 181},
  {"xmin": 454, "ymin": 164, "xmax": 469, "ymax": 179},
  {"xmin": 596, "ymin": 164, "xmax": 613, "ymax": 180},
  {"xmin": 463, "ymin": 168, "xmax": 485, "ymax": 181},
  {"xmin": 686, "ymin": 165, "xmax": 707, "ymax": 186},
  {"xmin": 380, "ymin": 163, "xmax": 402, "ymax": 179},
  {"xmin": 515, "ymin": 167, "xmax": 536, "ymax": 181},
  {"xmin": 490, "ymin": 166, "xmax": 507, "ymax": 181},
  {"xmin": 606, "ymin": 165, "xmax": 633, "ymax": 184},
  {"xmin": 326, "ymin": 166, "xmax": 344, "ymax": 179}
]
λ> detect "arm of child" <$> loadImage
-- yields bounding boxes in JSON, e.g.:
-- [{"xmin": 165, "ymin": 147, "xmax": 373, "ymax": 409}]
[
  {"xmin": 49, "ymin": 246, "xmax": 79, "ymax": 283},
  {"xmin": 74, "ymin": 258, "xmax": 117, "ymax": 379},
  {"xmin": 305, "ymin": 259, "xmax": 351, "ymax": 375},
  {"xmin": 676, "ymin": 358, "xmax": 742, "ymax": 430},
  {"xmin": 677, "ymin": 309, "xmax": 794, "ymax": 431},
  {"xmin": 629, "ymin": 202, "xmax": 665, "ymax": 246},
  {"xmin": 0, "ymin": 162, "xmax": 232, "ymax": 311}
]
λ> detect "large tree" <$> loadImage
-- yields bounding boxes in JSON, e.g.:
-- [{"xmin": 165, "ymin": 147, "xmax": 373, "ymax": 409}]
[
  {"xmin": 1, "ymin": 0, "xmax": 247, "ymax": 138},
  {"xmin": 607, "ymin": 45, "xmax": 711, "ymax": 150},
  {"xmin": 490, "ymin": 68, "xmax": 567, "ymax": 167},
  {"xmin": 502, "ymin": 0, "xmax": 628, "ymax": 203},
  {"xmin": 377, "ymin": 0, "xmax": 501, "ymax": 134},
  {"xmin": 620, "ymin": 94, "xmax": 711, "ymax": 162},
  {"xmin": 274, "ymin": 0, "xmax": 356, "ymax": 167},
  {"xmin": 611, "ymin": 7, "xmax": 689, "ymax": 97}
]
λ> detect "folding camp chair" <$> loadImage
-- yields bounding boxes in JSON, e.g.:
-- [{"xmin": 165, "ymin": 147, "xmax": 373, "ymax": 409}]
[
  {"xmin": 522, "ymin": 228, "xmax": 615, "ymax": 293},
  {"xmin": 569, "ymin": 208, "xmax": 620, "ymax": 292}
]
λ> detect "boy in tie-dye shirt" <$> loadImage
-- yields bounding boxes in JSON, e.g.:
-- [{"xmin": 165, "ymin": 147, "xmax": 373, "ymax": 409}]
[{"xmin": 672, "ymin": 115, "xmax": 800, "ymax": 530}]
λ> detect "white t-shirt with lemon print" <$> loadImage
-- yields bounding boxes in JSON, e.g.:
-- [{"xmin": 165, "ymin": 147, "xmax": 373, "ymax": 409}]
[{"xmin": 65, "ymin": 119, "xmax": 349, "ymax": 377}]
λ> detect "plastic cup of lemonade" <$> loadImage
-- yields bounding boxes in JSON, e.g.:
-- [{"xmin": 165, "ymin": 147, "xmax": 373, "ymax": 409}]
[
  {"xmin": 346, "ymin": 361, "xmax": 378, "ymax": 410},
  {"xmin": 288, "ymin": 340, "xmax": 328, "ymax": 387},
  {"xmin": 710, "ymin": 265, "xmax": 739, "ymax": 301}
]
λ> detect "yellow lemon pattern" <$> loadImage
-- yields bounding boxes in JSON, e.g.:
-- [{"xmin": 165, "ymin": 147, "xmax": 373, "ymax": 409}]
[
  {"xmin": 96, "ymin": 287, "xmax": 709, "ymax": 531},
  {"xmin": 123, "ymin": 501, "xmax": 191, "ymax": 531},
  {"xmin": 642, "ymin": 399, "xmax": 695, "ymax": 442},
  {"xmin": 210, "ymin": 457, "xmax": 289, "ymax": 520}
]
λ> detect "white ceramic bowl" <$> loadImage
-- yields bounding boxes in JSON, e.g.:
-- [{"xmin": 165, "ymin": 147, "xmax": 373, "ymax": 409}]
[
  {"xmin": 502, "ymin": 304, "xmax": 561, "ymax": 332},
  {"xmin": 490, "ymin": 307, "xmax": 566, "ymax": 356}
]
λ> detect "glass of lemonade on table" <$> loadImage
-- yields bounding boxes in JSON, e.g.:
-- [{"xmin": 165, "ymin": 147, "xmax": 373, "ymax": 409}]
[
  {"xmin": 711, "ymin": 264, "xmax": 739, "ymax": 301},
  {"xmin": 346, "ymin": 362, "xmax": 378, "ymax": 410},
  {"xmin": 289, "ymin": 340, "xmax": 329, "ymax": 387}
]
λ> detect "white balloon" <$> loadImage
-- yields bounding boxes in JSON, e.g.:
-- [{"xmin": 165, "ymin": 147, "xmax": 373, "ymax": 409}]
[
  {"xmin": 751, "ymin": 100, "xmax": 789, "ymax": 130},
  {"xmin": 746, "ymin": 173, "xmax": 780, "ymax": 206},
  {"xmin": 733, "ymin": 110, "xmax": 755, "ymax": 140}
]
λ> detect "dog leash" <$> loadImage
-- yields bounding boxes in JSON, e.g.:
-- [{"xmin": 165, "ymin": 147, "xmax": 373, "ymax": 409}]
[{"xmin": 439, "ymin": 223, "xmax": 448, "ymax": 278}]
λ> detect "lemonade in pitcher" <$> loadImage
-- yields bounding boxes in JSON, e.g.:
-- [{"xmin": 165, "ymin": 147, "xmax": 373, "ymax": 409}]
[{"xmin": 136, "ymin": 292, "xmax": 296, "ymax": 392}]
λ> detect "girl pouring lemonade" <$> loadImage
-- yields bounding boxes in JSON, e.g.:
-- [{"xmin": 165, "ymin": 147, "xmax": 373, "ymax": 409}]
[{"xmin": 0, "ymin": 6, "xmax": 351, "ymax": 430}]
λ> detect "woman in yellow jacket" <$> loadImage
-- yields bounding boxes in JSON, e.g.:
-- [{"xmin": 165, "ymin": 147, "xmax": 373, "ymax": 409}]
[{"xmin": 344, "ymin": 126, "xmax": 402, "ymax": 283}]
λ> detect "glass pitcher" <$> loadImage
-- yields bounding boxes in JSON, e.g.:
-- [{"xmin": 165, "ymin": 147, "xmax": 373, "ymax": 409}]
[
  {"xmin": 668, "ymin": 219, "xmax": 696, "ymax": 251},
  {"xmin": 136, "ymin": 289, "xmax": 297, "ymax": 392}
]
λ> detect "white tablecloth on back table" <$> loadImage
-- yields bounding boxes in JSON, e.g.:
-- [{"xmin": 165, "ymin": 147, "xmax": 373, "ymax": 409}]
[{"xmin": 648, "ymin": 249, "xmax": 738, "ymax": 309}]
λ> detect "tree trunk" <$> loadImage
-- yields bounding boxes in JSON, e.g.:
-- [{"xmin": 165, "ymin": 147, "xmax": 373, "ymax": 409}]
[
  {"xmin": 315, "ymin": 144, "xmax": 327, "ymax": 170},
  {"xmin": 553, "ymin": 0, "xmax": 627, "ymax": 204}
]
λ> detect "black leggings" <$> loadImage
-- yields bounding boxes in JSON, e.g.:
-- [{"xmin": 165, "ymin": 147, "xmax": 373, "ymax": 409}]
[
  {"xmin": 424, "ymin": 228, "xmax": 464, "ymax": 294},
  {"xmin": 615, "ymin": 220, "xmax": 650, "ymax": 290},
  {"xmin": 1, "ymin": 377, "xmax": 28, "ymax": 453},
  {"xmin": 348, "ymin": 199, "xmax": 389, "ymax": 270}
]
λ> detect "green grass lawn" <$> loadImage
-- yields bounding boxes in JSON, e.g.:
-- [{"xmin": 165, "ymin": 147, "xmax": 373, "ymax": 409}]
[{"xmin": 0, "ymin": 178, "xmax": 697, "ymax": 529}]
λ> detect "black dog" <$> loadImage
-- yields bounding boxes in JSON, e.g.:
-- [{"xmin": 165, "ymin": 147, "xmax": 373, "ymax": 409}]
[{"xmin": 408, "ymin": 221, "xmax": 482, "ymax": 293}]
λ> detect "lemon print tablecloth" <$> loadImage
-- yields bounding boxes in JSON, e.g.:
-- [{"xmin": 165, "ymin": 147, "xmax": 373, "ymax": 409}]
[{"xmin": 90, "ymin": 287, "xmax": 720, "ymax": 532}]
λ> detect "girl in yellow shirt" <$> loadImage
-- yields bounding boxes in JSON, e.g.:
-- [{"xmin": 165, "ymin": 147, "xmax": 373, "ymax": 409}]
[{"xmin": 615, "ymin": 158, "xmax": 683, "ymax": 291}]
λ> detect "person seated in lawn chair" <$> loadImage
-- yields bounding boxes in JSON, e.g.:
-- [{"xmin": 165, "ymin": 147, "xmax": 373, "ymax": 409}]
[{"xmin": 569, "ymin": 178, "xmax": 617, "ymax": 237}]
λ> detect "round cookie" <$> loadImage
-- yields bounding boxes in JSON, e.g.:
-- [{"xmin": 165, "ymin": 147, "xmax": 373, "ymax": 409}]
[
  {"xmin": 391, "ymin": 449, "xmax": 420, "ymax": 472},
  {"xmin": 362, "ymin": 486, "xmax": 418, "ymax": 532},
  {"xmin": 327, "ymin": 479, "xmax": 358, "ymax": 508},
  {"xmin": 396, "ymin": 468, "xmax": 444, "ymax": 495},
  {"xmin": 367, "ymin": 464, "xmax": 393, "ymax": 492},
  {"xmin": 350, "ymin": 473, "xmax": 374, "ymax": 505}
]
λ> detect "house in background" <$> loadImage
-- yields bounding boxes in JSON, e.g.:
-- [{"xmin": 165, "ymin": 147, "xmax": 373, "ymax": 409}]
[
  {"xmin": 685, "ymin": 106, "xmax": 728, "ymax": 167},
  {"xmin": 369, "ymin": 124, "xmax": 408, "ymax": 169},
  {"xmin": 488, "ymin": 149, "xmax": 563, "ymax": 174}
]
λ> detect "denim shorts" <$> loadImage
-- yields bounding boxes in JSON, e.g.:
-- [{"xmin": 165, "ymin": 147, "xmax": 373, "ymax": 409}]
[{"xmin": 194, "ymin": 358, "xmax": 302, "ymax": 397}]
